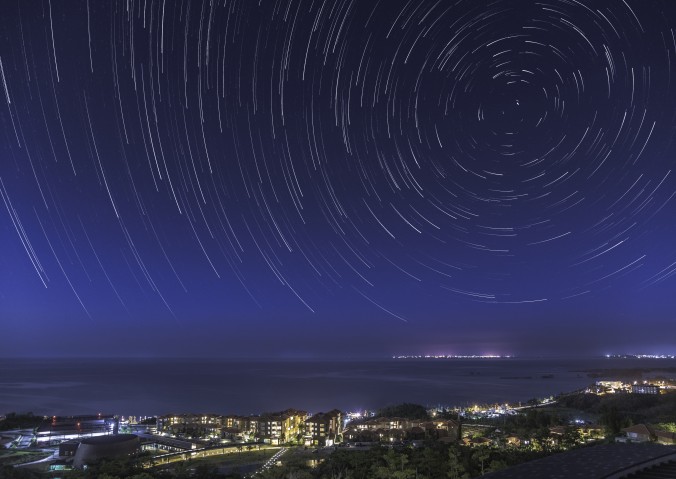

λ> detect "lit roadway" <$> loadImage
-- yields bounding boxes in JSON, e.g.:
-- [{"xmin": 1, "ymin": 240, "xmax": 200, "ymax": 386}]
[
  {"xmin": 1, "ymin": 429, "xmax": 37, "ymax": 448},
  {"xmin": 14, "ymin": 449, "xmax": 60, "ymax": 468}
]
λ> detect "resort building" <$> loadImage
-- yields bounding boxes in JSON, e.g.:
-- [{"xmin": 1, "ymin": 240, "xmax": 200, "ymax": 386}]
[
  {"xmin": 156, "ymin": 414, "xmax": 223, "ymax": 438},
  {"xmin": 344, "ymin": 417, "xmax": 460, "ymax": 444},
  {"xmin": 632, "ymin": 383, "xmax": 660, "ymax": 395},
  {"xmin": 619, "ymin": 424, "xmax": 676, "ymax": 445},
  {"xmin": 304, "ymin": 409, "xmax": 343, "ymax": 446},
  {"xmin": 256, "ymin": 409, "xmax": 308, "ymax": 445}
]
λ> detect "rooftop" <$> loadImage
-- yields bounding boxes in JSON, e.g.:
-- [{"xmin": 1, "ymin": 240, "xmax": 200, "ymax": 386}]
[
  {"xmin": 482, "ymin": 443, "xmax": 676, "ymax": 479},
  {"xmin": 80, "ymin": 434, "xmax": 138, "ymax": 446}
]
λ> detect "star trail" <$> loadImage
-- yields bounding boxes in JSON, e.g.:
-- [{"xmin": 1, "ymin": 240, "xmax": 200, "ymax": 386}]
[{"xmin": 1, "ymin": 0, "xmax": 676, "ymax": 357}]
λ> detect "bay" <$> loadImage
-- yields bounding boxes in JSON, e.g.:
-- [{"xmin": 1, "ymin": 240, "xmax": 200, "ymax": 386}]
[{"xmin": 1, "ymin": 357, "xmax": 674, "ymax": 417}]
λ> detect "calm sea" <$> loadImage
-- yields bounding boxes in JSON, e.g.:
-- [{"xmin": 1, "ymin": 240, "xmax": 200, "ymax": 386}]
[{"xmin": 1, "ymin": 358, "xmax": 674, "ymax": 417}]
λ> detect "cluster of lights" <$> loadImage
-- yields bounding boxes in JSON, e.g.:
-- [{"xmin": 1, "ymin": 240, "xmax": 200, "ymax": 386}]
[
  {"xmin": 392, "ymin": 354, "xmax": 513, "ymax": 359},
  {"xmin": 258, "ymin": 447, "xmax": 287, "ymax": 473},
  {"xmin": 605, "ymin": 354, "xmax": 676, "ymax": 359}
]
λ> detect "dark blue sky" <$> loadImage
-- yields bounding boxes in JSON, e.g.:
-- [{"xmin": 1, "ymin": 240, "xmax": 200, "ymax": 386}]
[{"xmin": 1, "ymin": 0, "xmax": 676, "ymax": 358}]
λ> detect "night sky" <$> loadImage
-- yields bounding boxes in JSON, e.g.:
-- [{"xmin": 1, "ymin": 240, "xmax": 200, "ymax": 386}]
[{"xmin": 2, "ymin": 0, "xmax": 676, "ymax": 358}]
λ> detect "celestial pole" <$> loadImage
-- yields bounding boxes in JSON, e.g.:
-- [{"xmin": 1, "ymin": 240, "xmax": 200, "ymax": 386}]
[{"xmin": 1, "ymin": 0, "xmax": 676, "ymax": 351}]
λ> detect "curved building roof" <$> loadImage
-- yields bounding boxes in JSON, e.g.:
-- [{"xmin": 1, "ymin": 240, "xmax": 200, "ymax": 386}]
[
  {"xmin": 73, "ymin": 434, "xmax": 139, "ymax": 468},
  {"xmin": 482, "ymin": 443, "xmax": 676, "ymax": 479}
]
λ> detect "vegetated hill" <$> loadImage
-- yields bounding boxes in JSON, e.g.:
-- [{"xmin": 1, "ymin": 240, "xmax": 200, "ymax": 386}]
[
  {"xmin": 0, "ymin": 413, "xmax": 44, "ymax": 431},
  {"xmin": 375, "ymin": 403, "xmax": 430, "ymax": 420},
  {"xmin": 558, "ymin": 391, "xmax": 676, "ymax": 424}
]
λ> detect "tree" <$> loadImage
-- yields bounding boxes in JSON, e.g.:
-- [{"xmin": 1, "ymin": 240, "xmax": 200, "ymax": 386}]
[
  {"xmin": 472, "ymin": 448, "xmax": 490, "ymax": 476},
  {"xmin": 412, "ymin": 444, "xmax": 448, "ymax": 479},
  {"xmin": 599, "ymin": 405, "xmax": 629, "ymax": 437},
  {"xmin": 561, "ymin": 427, "xmax": 583, "ymax": 449},
  {"xmin": 371, "ymin": 449, "xmax": 415, "ymax": 479},
  {"xmin": 447, "ymin": 447, "xmax": 467, "ymax": 479},
  {"xmin": 533, "ymin": 427, "xmax": 552, "ymax": 452}
]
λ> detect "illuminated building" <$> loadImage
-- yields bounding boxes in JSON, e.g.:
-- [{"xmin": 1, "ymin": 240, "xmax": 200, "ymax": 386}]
[
  {"xmin": 304, "ymin": 409, "xmax": 343, "ymax": 446},
  {"xmin": 156, "ymin": 414, "xmax": 223, "ymax": 438},
  {"xmin": 344, "ymin": 417, "xmax": 460, "ymax": 443},
  {"xmin": 632, "ymin": 383, "xmax": 660, "ymax": 395},
  {"xmin": 35, "ymin": 415, "xmax": 116, "ymax": 445},
  {"xmin": 256, "ymin": 409, "xmax": 308, "ymax": 445}
]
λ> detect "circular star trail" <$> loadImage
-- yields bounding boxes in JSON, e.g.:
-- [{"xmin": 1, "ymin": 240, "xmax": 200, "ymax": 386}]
[{"xmin": 1, "ymin": 0, "xmax": 676, "ymax": 337}]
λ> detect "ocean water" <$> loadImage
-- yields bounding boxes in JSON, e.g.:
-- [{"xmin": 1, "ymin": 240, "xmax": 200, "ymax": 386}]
[{"xmin": 1, "ymin": 357, "xmax": 674, "ymax": 417}]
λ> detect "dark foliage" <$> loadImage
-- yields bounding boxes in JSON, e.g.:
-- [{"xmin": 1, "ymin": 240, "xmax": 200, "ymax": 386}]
[
  {"xmin": 0, "ymin": 413, "xmax": 45, "ymax": 431},
  {"xmin": 376, "ymin": 403, "xmax": 430, "ymax": 420},
  {"xmin": 0, "ymin": 465, "xmax": 42, "ymax": 479},
  {"xmin": 559, "ymin": 390, "xmax": 676, "ymax": 428}
]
